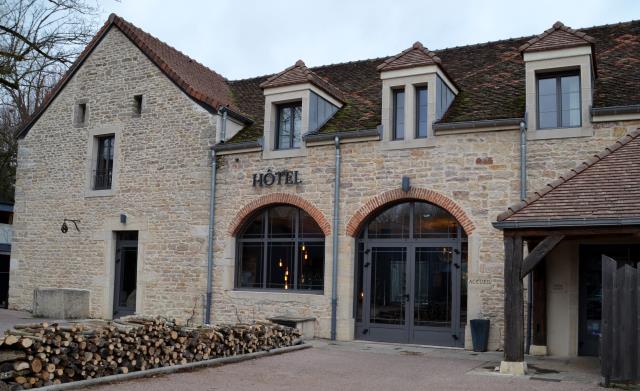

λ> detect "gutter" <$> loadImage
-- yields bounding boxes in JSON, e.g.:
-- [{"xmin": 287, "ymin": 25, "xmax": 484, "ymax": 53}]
[
  {"xmin": 330, "ymin": 135, "xmax": 341, "ymax": 340},
  {"xmin": 591, "ymin": 104, "xmax": 640, "ymax": 116},
  {"xmin": 303, "ymin": 128, "xmax": 380, "ymax": 142},
  {"xmin": 493, "ymin": 217, "xmax": 640, "ymax": 230},
  {"xmin": 433, "ymin": 118, "xmax": 522, "ymax": 131},
  {"xmin": 519, "ymin": 117, "xmax": 532, "ymax": 356},
  {"xmin": 213, "ymin": 140, "xmax": 262, "ymax": 152},
  {"xmin": 205, "ymin": 113, "xmax": 226, "ymax": 324}
]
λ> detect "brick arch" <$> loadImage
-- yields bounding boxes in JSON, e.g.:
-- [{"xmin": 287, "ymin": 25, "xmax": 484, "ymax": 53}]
[
  {"xmin": 228, "ymin": 193, "xmax": 331, "ymax": 236},
  {"xmin": 346, "ymin": 188, "xmax": 476, "ymax": 237}
]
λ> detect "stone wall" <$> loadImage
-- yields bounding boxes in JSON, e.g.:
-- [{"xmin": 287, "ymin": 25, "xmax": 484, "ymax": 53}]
[{"xmin": 11, "ymin": 27, "xmax": 216, "ymax": 321}]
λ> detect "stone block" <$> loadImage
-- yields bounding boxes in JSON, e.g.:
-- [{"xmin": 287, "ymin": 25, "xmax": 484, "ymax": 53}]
[
  {"xmin": 33, "ymin": 288, "xmax": 90, "ymax": 319},
  {"xmin": 499, "ymin": 360, "xmax": 528, "ymax": 376}
]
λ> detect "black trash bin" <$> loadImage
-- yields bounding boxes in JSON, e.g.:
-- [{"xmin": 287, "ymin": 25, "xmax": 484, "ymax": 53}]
[{"xmin": 470, "ymin": 319, "xmax": 490, "ymax": 352}]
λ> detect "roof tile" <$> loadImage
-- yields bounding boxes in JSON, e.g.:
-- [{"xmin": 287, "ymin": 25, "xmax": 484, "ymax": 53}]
[{"xmin": 499, "ymin": 129, "xmax": 640, "ymax": 222}]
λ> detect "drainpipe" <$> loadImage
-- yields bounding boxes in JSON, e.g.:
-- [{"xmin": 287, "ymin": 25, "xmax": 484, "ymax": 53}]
[
  {"xmin": 330, "ymin": 135, "xmax": 341, "ymax": 340},
  {"xmin": 519, "ymin": 116, "xmax": 532, "ymax": 355},
  {"xmin": 205, "ymin": 111, "xmax": 225, "ymax": 324}
]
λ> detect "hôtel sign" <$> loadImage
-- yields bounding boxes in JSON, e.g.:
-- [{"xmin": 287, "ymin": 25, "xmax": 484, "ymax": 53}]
[{"xmin": 252, "ymin": 169, "xmax": 302, "ymax": 187}]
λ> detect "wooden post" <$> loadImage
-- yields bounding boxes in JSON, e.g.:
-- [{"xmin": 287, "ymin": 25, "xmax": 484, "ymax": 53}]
[{"xmin": 503, "ymin": 234, "xmax": 525, "ymax": 365}]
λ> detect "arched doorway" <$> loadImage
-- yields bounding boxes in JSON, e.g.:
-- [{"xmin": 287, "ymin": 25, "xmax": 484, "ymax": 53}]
[{"xmin": 354, "ymin": 201, "xmax": 468, "ymax": 347}]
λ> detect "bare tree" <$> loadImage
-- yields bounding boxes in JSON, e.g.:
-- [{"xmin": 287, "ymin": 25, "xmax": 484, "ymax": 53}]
[{"xmin": 0, "ymin": 0, "xmax": 99, "ymax": 201}]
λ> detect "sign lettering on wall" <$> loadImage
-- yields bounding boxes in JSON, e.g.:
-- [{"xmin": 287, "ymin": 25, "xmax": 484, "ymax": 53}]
[{"xmin": 252, "ymin": 169, "xmax": 302, "ymax": 187}]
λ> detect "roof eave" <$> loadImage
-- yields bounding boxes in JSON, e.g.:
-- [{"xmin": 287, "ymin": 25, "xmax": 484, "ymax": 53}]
[{"xmin": 493, "ymin": 217, "xmax": 640, "ymax": 230}]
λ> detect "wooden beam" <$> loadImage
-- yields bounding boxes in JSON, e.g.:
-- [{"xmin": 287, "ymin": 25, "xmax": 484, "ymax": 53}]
[
  {"xmin": 520, "ymin": 234, "xmax": 564, "ymax": 278},
  {"xmin": 503, "ymin": 234, "xmax": 524, "ymax": 362}
]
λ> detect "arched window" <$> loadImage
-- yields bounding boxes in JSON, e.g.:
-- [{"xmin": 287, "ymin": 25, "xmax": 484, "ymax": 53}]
[{"xmin": 236, "ymin": 205, "xmax": 325, "ymax": 292}]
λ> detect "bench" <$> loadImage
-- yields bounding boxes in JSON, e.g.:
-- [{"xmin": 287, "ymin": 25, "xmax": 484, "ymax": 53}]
[{"xmin": 267, "ymin": 316, "xmax": 316, "ymax": 339}]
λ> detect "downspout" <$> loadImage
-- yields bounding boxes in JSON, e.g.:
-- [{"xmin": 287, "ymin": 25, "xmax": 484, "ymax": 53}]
[
  {"xmin": 330, "ymin": 135, "xmax": 341, "ymax": 340},
  {"xmin": 205, "ymin": 110, "xmax": 226, "ymax": 324},
  {"xmin": 519, "ymin": 117, "xmax": 532, "ymax": 355}
]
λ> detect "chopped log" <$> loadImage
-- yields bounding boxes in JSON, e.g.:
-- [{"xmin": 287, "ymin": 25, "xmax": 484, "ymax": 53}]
[{"xmin": 12, "ymin": 362, "xmax": 28, "ymax": 372}]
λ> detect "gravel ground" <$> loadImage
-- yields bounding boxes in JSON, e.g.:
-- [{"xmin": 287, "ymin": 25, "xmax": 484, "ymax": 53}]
[{"xmin": 87, "ymin": 341, "xmax": 601, "ymax": 391}]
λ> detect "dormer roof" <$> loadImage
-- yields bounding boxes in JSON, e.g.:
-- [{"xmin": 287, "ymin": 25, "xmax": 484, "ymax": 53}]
[
  {"xmin": 376, "ymin": 41, "xmax": 442, "ymax": 72},
  {"xmin": 259, "ymin": 60, "xmax": 346, "ymax": 103},
  {"xmin": 519, "ymin": 21, "xmax": 596, "ymax": 53}
]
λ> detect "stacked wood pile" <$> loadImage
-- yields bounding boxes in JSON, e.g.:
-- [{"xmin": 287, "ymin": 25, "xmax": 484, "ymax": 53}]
[{"xmin": 0, "ymin": 316, "xmax": 301, "ymax": 389}]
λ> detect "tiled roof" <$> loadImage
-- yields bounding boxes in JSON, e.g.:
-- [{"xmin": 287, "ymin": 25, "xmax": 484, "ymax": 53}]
[
  {"xmin": 259, "ymin": 60, "xmax": 346, "ymax": 102},
  {"xmin": 519, "ymin": 21, "xmax": 596, "ymax": 52},
  {"xmin": 18, "ymin": 16, "xmax": 640, "ymax": 143},
  {"xmin": 227, "ymin": 20, "xmax": 640, "ymax": 143},
  {"xmin": 19, "ymin": 14, "xmax": 236, "ymax": 138},
  {"xmin": 376, "ymin": 41, "xmax": 441, "ymax": 71},
  {"xmin": 497, "ymin": 129, "xmax": 640, "ymax": 224}
]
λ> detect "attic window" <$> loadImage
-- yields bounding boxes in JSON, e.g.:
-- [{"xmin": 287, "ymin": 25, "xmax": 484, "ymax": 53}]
[
  {"xmin": 133, "ymin": 95, "xmax": 143, "ymax": 116},
  {"xmin": 75, "ymin": 103, "xmax": 87, "ymax": 125}
]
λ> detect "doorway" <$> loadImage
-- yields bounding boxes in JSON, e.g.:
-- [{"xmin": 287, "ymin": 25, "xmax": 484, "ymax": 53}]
[
  {"xmin": 578, "ymin": 244, "xmax": 640, "ymax": 356},
  {"xmin": 355, "ymin": 201, "xmax": 467, "ymax": 347},
  {"xmin": 113, "ymin": 231, "xmax": 138, "ymax": 318}
]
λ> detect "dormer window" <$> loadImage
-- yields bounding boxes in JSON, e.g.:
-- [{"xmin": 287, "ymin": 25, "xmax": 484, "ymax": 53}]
[
  {"xmin": 520, "ymin": 22, "xmax": 595, "ymax": 139},
  {"xmin": 537, "ymin": 72, "xmax": 581, "ymax": 129},
  {"xmin": 377, "ymin": 42, "xmax": 457, "ymax": 148},
  {"xmin": 392, "ymin": 88, "xmax": 405, "ymax": 140},
  {"xmin": 276, "ymin": 102, "xmax": 302, "ymax": 150},
  {"xmin": 259, "ymin": 60, "xmax": 344, "ymax": 159}
]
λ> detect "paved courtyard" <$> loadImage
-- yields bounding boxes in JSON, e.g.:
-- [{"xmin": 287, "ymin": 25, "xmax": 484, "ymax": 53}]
[{"xmin": 88, "ymin": 340, "xmax": 602, "ymax": 391}]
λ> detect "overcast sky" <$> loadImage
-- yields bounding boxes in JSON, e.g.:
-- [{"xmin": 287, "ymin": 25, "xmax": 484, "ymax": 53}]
[{"xmin": 100, "ymin": 0, "xmax": 639, "ymax": 80}]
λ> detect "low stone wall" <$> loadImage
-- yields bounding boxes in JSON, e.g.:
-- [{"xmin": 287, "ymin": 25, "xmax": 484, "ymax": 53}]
[{"xmin": 33, "ymin": 288, "xmax": 90, "ymax": 319}]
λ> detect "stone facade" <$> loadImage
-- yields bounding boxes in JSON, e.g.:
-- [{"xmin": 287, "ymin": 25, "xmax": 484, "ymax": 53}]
[
  {"xmin": 11, "ymin": 28, "xmax": 216, "ymax": 321},
  {"xmin": 10, "ymin": 21, "xmax": 640, "ymax": 353}
]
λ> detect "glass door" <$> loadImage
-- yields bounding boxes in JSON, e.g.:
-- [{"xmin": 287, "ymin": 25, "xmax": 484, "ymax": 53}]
[
  {"xmin": 360, "ymin": 246, "xmax": 409, "ymax": 343},
  {"xmin": 113, "ymin": 232, "xmax": 138, "ymax": 318},
  {"xmin": 411, "ymin": 246, "xmax": 463, "ymax": 346}
]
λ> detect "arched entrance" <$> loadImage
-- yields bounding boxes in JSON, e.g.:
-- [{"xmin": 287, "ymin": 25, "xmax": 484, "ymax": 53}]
[{"xmin": 354, "ymin": 201, "xmax": 468, "ymax": 347}]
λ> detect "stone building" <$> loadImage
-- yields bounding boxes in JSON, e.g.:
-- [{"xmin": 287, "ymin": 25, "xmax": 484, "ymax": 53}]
[{"xmin": 11, "ymin": 13, "xmax": 640, "ymax": 358}]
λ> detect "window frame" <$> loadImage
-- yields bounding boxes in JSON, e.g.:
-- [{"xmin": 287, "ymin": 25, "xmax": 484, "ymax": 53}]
[
  {"xmin": 392, "ymin": 88, "xmax": 405, "ymax": 140},
  {"xmin": 536, "ymin": 70, "xmax": 581, "ymax": 130},
  {"xmin": 93, "ymin": 134, "xmax": 115, "ymax": 190},
  {"xmin": 275, "ymin": 101, "xmax": 302, "ymax": 150},
  {"xmin": 415, "ymin": 85, "xmax": 428, "ymax": 139},
  {"xmin": 236, "ymin": 206, "xmax": 325, "ymax": 293}
]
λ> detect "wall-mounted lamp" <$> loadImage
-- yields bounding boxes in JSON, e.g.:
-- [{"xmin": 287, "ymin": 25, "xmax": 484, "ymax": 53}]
[
  {"xmin": 61, "ymin": 219, "xmax": 80, "ymax": 233},
  {"xmin": 402, "ymin": 176, "xmax": 411, "ymax": 193}
]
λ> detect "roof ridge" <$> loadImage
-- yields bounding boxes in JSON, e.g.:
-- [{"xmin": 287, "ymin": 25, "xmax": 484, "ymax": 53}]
[
  {"xmin": 227, "ymin": 20, "xmax": 640, "ymax": 82},
  {"xmin": 497, "ymin": 128, "xmax": 640, "ymax": 221},
  {"xmin": 376, "ymin": 41, "xmax": 442, "ymax": 72},
  {"xmin": 258, "ymin": 59, "xmax": 346, "ymax": 102},
  {"xmin": 519, "ymin": 20, "xmax": 596, "ymax": 52}
]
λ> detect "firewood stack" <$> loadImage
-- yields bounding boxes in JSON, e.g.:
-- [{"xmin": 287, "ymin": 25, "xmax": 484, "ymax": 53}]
[{"xmin": 0, "ymin": 316, "xmax": 302, "ymax": 389}]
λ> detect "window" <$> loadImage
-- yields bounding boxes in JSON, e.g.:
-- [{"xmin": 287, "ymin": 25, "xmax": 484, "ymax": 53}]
[
  {"xmin": 237, "ymin": 205, "xmax": 324, "ymax": 291},
  {"xmin": 93, "ymin": 135, "xmax": 114, "ymax": 190},
  {"xmin": 133, "ymin": 95, "xmax": 143, "ymax": 116},
  {"xmin": 415, "ymin": 86, "xmax": 428, "ymax": 138},
  {"xmin": 392, "ymin": 89, "xmax": 405, "ymax": 140},
  {"xmin": 75, "ymin": 103, "xmax": 87, "ymax": 125},
  {"xmin": 275, "ymin": 102, "xmax": 302, "ymax": 150},
  {"xmin": 537, "ymin": 72, "xmax": 581, "ymax": 129}
]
